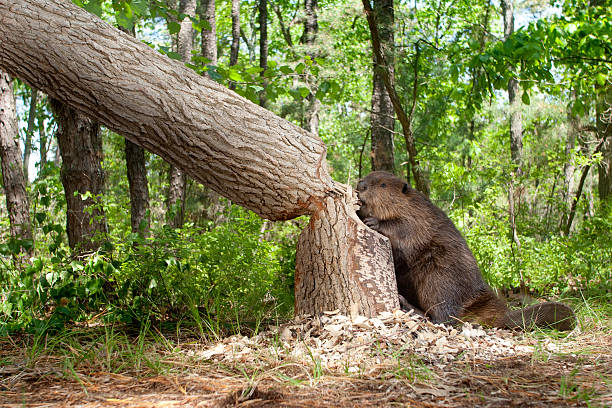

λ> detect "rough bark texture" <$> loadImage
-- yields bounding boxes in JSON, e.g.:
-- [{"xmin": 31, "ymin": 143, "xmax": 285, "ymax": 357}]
[
  {"xmin": 258, "ymin": 0, "xmax": 268, "ymax": 107},
  {"xmin": 295, "ymin": 195, "xmax": 400, "ymax": 316},
  {"xmin": 50, "ymin": 99, "xmax": 108, "ymax": 252},
  {"xmin": 0, "ymin": 0, "xmax": 401, "ymax": 317},
  {"xmin": 200, "ymin": 0, "xmax": 217, "ymax": 64},
  {"xmin": 302, "ymin": 0, "xmax": 320, "ymax": 136},
  {"xmin": 370, "ymin": 0, "xmax": 395, "ymax": 173},
  {"xmin": 0, "ymin": 70, "xmax": 33, "ymax": 244},
  {"xmin": 230, "ymin": 0, "xmax": 240, "ymax": 67},
  {"xmin": 125, "ymin": 139, "xmax": 150, "ymax": 235}
]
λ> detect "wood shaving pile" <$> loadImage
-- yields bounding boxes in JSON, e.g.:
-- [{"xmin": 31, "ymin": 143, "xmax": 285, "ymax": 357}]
[{"xmin": 192, "ymin": 309, "xmax": 566, "ymax": 373}]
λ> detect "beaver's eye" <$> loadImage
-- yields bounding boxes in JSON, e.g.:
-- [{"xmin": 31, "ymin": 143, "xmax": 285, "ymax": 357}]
[{"xmin": 381, "ymin": 183, "xmax": 386, "ymax": 188}]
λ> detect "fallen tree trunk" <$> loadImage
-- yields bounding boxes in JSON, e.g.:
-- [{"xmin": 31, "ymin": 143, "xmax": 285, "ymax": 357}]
[{"xmin": 0, "ymin": 0, "xmax": 399, "ymax": 316}]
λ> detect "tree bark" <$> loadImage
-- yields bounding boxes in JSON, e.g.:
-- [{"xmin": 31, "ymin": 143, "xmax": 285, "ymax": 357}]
[
  {"xmin": 50, "ymin": 99, "xmax": 108, "ymax": 252},
  {"xmin": 596, "ymin": 89, "xmax": 612, "ymax": 204},
  {"xmin": 0, "ymin": 70, "xmax": 33, "ymax": 247},
  {"xmin": 370, "ymin": 0, "xmax": 395, "ymax": 173},
  {"xmin": 199, "ymin": 0, "xmax": 216, "ymax": 64},
  {"xmin": 0, "ymin": 0, "xmax": 400, "ymax": 317},
  {"xmin": 362, "ymin": 0, "xmax": 428, "ymax": 195},
  {"xmin": 23, "ymin": 88, "xmax": 38, "ymax": 182},
  {"xmin": 258, "ymin": 0, "xmax": 268, "ymax": 108},
  {"xmin": 302, "ymin": 0, "xmax": 320, "ymax": 136},
  {"xmin": 125, "ymin": 139, "xmax": 150, "ymax": 235},
  {"xmin": 295, "ymin": 194, "xmax": 400, "ymax": 316},
  {"xmin": 230, "ymin": 0, "xmax": 240, "ymax": 66}
]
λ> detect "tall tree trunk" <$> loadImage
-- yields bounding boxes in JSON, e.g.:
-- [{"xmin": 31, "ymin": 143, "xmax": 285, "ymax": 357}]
[
  {"xmin": 118, "ymin": 26, "xmax": 151, "ymax": 236},
  {"xmin": 22, "ymin": 88, "xmax": 38, "ymax": 182},
  {"xmin": 258, "ymin": 0, "xmax": 268, "ymax": 108},
  {"xmin": 0, "ymin": 0, "xmax": 400, "ymax": 317},
  {"xmin": 559, "ymin": 90, "xmax": 579, "ymax": 234},
  {"xmin": 50, "ymin": 99, "xmax": 107, "ymax": 253},
  {"xmin": 596, "ymin": 88, "xmax": 612, "ymax": 204},
  {"xmin": 167, "ymin": 0, "xmax": 197, "ymax": 228},
  {"xmin": 0, "ymin": 70, "xmax": 33, "ymax": 249},
  {"xmin": 200, "ymin": 0, "xmax": 216, "ymax": 65},
  {"xmin": 229, "ymin": 0, "xmax": 240, "ymax": 90},
  {"xmin": 501, "ymin": 0, "xmax": 523, "ymax": 282},
  {"xmin": 126, "ymin": 139, "xmax": 150, "ymax": 235},
  {"xmin": 302, "ymin": 0, "xmax": 321, "ymax": 137},
  {"xmin": 38, "ymin": 110, "xmax": 48, "ymax": 173},
  {"xmin": 370, "ymin": 0, "xmax": 395, "ymax": 173},
  {"xmin": 362, "ymin": 0, "xmax": 428, "ymax": 195}
]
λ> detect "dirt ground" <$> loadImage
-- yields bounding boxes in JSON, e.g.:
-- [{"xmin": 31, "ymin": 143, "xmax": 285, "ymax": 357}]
[{"xmin": 1, "ymin": 311, "xmax": 610, "ymax": 407}]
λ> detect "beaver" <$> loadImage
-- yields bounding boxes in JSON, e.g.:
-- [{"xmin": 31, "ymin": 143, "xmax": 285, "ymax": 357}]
[{"xmin": 356, "ymin": 171, "xmax": 575, "ymax": 331}]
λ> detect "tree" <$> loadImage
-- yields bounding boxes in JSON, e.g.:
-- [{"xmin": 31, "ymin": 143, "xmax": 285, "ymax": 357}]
[
  {"xmin": 0, "ymin": 70, "xmax": 33, "ymax": 249},
  {"xmin": 362, "ymin": 0, "xmax": 429, "ymax": 195},
  {"xmin": 501, "ymin": 0, "xmax": 523, "ymax": 274},
  {"xmin": 118, "ymin": 25, "xmax": 151, "ymax": 236},
  {"xmin": 0, "ymin": 0, "xmax": 400, "ymax": 317},
  {"xmin": 302, "ymin": 0, "xmax": 321, "ymax": 136},
  {"xmin": 167, "ymin": 0, "xmax": 197, "ymax": 228},
  {"xmin": 50, "ymin": 99, "xmax": 108, "ymax": 253},
  {"xmin": 22, "ymin": 88, "xmax": 38, "ymax": 182},
  {"xmin": 258, "ymin": 0, "xmax": 268, "ymax": 107},
  {"xmin": 370, "ymin": 0, "xmax": 395, "ymax": 173}
]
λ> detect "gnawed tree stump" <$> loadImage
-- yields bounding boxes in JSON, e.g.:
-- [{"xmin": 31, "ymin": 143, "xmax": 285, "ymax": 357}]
[
  {"xmin": 0, "ymin": 0, "xmax": 399, "ymax": 317},
  {"xmin": 295, "ymin": 192, "xmax": 399, "ymax": 316}
]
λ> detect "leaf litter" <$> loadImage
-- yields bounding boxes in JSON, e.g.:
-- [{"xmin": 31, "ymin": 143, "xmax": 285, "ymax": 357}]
[{"xmin": 0, "ymin": 309, "xmax": 610, "ymax": 407}]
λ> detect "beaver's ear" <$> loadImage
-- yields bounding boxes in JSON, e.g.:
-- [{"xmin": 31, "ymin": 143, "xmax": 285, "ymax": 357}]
[{"xmin": 402, "ymin": 183, "xmax": 409, "ymax": 194}]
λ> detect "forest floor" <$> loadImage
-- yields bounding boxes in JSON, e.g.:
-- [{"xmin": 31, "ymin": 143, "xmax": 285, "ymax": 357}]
[{"xmin": 0, "ymin": 309, "xmax": 610, "ymax": 407}]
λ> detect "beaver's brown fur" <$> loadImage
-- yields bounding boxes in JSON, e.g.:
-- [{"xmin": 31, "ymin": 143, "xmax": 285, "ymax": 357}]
[{"xmin": 356, "ymin": 171, "xmax": 575, "ymax": 331}]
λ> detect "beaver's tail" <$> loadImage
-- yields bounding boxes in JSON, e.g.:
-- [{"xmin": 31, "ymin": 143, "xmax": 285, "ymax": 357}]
[{"xmin": 502, "ymin": 301, "xmax": 576, "ymax": 331}]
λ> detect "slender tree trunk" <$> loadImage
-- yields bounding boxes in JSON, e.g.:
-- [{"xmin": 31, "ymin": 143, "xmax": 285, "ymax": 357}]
[
  {"xmin": 501, "ymin": 0, "xmax": 523, "ymax": 286},
  {"xmin": 50, "ymin": 99, "xmax": 108, "ymax": 253},
  {"xmin": 362, "ymin": 0, "xmax": 428, "ymax": 195},
  {"xmin": 258, "ymin": 0, "xmax": 268, "ymax": 108},
  {"xmin": 126, "ymin": 139, "xmax": 150, "ymax": 236},
  {"xmin": 0, "ymin": 70, "xmax": 33, "ymax": 248},
  {"xmin": 200, "ymin": 0, "xmax": 216, "ymax": 65},
  {"xmin": 559, "ymin": 90, "xmax": 579, "ymax": 233},
  {"xmin": 38, "ymin": 110, "xmax": 48, "ymax": 173},
  {"xmin": 167, "ymin": 0, "xmax": 197, "ymax": 228},
  {"xmin": 118, "ymin": 26, "xmax": 151, "ymax": 236},
  {"xmin": 370, "ymin": 0, "xmax": 395, "ymax": 173},
  {"xmin": 596, "ymin": 89, "xmax": 612, "ymax": 204},
  {"xmin": 0, "ymin": 0, "xmax": 401, "ymax": 317},
  {"xmin": 302, "ymin": 0, "xmax": 321, "ymax": 136},
  {"xmin": 22, "ymin": 88, "xmax": 38, "ymax": 182},
  {"xmin": 229, "ymin": 0, "xmax": 240, "ymax": 90}
]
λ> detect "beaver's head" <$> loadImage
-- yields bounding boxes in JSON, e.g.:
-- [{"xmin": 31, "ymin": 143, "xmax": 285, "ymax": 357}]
[{"xmin": 356, "ymin": 171, "xmax": 412, "ymax": 220}]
